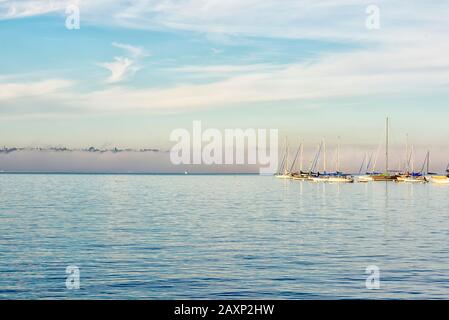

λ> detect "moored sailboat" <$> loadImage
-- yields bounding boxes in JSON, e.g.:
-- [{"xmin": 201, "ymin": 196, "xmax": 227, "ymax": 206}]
[
  {"xmin": 290, "ymin": 141, "xmax": 310, "ymax": 180},
  {"xmin": 326, "ymin": 137, "xmax": 354, "ymax": 183},
  {"xmin": 275, "ymin": 137, "xmax": 293, "ymax": 179},
  {"xmin": 399, "ymin": 148, "xmax": 429, "ymax": 183},
  {"xmin": 369, "ymin": 117, "xmax": 398, "ymax": 181},
  {"xmin": 357, "ymin": 153, "xmax": 378, "ymax": 182},
  {"xmin": 310, "ymin": 138, "xmax": 329, "ymax": 182},
  {"xmin": 429, "ymin": 163, "xmax": 449, "ymax": 185},
  {"xmin": 357, "ymin": 118, "xmax": 398, "ymax": 182},
  {"xmin": 310, "ymin": 137, "xmax": 354, "ymax": 183},
  {"xmin": 429, "ymin": 175, "xmax": 449, "ymax": 184}
]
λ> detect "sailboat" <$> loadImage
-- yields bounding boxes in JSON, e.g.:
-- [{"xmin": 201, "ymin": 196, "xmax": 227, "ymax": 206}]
[
  {"xmin": 358, "ymin": 153, "xmax": 376, "ymax": 182},
  {"xmin": 357, "ymin": 118, "xmax": 396, "ymax": 182},
  {"xmin": 400, "ymin": 147, "xmax": 428, "ymax": 183},
  {"xmin": 357, "ymin": 153, "xmax": 378, "ymax": 182},
  {"xmin": 429, "ymin": 163, "xmax": 449, "ymax": 185},
  {"xmin": 305, "ymin": 140, "xmax": 323, "ymax": 181},
  {"xmin": 290, "ymin": 140, "xmax": 310, "ymax": 180},
  {"xmin": 310, "ymin": 138, "xmax": 330, "ymax": 182},
  {"xmin": 396, "ymin": 134, "xmax": 412, "ymax": 182},
  {"xmin": 308, "ymin": 137, "xmax": 353, "ymax": 183},
  {"xmin": 370, "ymin": 117, "xmax": 398, "ymax": 181},
  {"xmin": 326, "ymin": 137, "xmax": 354, "ymax": 183},
  {"xmin": 275, "ymin": 137, "xmax": 293, "ymax": 179},
  {"xmin": 397, "ymin": 146, "xmax": 430, "ymax": 183}
]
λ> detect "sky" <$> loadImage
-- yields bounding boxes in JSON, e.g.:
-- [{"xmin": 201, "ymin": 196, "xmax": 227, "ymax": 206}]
[{"xmin": 0, "ymin": 0, "xmax": 448, "ymax": 172}]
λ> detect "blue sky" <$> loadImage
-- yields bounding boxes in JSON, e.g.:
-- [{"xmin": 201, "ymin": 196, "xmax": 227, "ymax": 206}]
[{"xmin": 0, "ymin": 0, "xmax": 449, "ymax": 156}]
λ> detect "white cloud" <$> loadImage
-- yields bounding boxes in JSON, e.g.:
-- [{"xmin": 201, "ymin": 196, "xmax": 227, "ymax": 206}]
[
  {"xmin": 112, "ymin": 42, "xmax": 148, "ymax": 58},
  {"xmin": 2, "ymin": 1, "xmax": 448, "ymax": 50},
  {"xmin": 0, "ymin": 79, "xmax": 74, "ymax": 101},
  {"xmin": 175, "ymin": 64, "xmax": 282, "ymax": 74},
  {"xmin": 1, "ymin": 1, "xmax": 449, "ymax": 114},
  {"xmin": 3, "ymin": 36, "xmax": 449, "ymax": 113},
  {"xmin": 0, "ymin": 0, "xmax": 70, "ymax": 19},
  {"xmin": 57, "ymin": 40, "xmax": 448, "ymax": 112},
  {"xmin": 98, "ymin": 57, "xmax": 138, "ymax": 84},
  {"xmin": 98, "ymin": 42, "xmax": 147, "ymax": 83},
  {"xmin": 2, "ymin": 1, "xmax": 447, "ymax": 44}
]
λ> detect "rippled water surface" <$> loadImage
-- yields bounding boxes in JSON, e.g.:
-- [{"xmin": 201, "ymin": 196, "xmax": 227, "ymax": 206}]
[{"xmin": 1, "ymin": 174, "xmax": 449, "ymax": 299}]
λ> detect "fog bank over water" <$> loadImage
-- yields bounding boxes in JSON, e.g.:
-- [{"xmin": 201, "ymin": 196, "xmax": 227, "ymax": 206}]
[
  {"xmin": 0, "ymin": 151, "xmax": 257, "ymax": 174},
  {"xmin": 0, "ymin": 146, "xmax": 448, "ymax": 174}
]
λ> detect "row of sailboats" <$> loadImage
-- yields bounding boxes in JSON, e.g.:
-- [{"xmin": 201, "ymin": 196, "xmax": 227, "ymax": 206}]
[
  {"xmin": 358, "ymin": 118, "xmax": 449, "ymax": 184},
  {"xmin": 275, "ymin": 137, "xmax": 354, "ymax": 183},
  {"xmin": 276, "ymin": 117, "xmax": 449, "ymax": 184}
]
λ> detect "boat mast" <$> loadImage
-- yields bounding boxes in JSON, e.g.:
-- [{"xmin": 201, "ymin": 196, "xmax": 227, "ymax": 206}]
[
  {"xmin": 323, "ymin": 137, "xmax": 326, "ymax": 173},
  {"xmin": 289, "ymin": 140, "xmax": 301, "ymax": 173},
  {"xmin": 405, "ymin": 133, "xmax": 409, "ymax": 173},
  {"xmin": 310, "ymin": 141, "xmax": 322, "ymax": 173},
  {"xmin": 367, "ymin": 153, "xmax": 373, "ymax": 173},
  {"xmin": 278, "ymin": 137, "xmax": 287, "ymax": 175},
  {"xmin": 359, "ymin": 153, "xmax": 367, "ymax": 175},
  {"xmin": 421, "ymin": 150, "xmax": 430, "ymax": 174},
  {"xmin": 285, "ymin": 137, "xmax": 289, "ymax": 174},
  {"xmin": 337, "ymin": 136, "xmax": 341, "ymax": 173},
  {"xmin": 372, "ymin": 135, "xmax": 382, "ymax": 174},
  {"xmin": 386, "ymin": 117, "xmax": 389, "ymax": 174},
  {"xmin": 300, "ymin": 140, "xmax": 304, "ymax": 172}
]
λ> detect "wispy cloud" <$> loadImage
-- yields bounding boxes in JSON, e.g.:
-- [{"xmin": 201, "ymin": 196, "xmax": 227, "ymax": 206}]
[
  {"xmin": 0, "ymin": 79, "xmax": 74, "ymax": 101},
  {"xmin": 0, "ymin": 0, "xmax": 66, "ymax": 19},
  {"xmin": 175, "ymin": 64, "xmax": 282, "ymax": 74},
  {"xmin": 1, "ymin": 1, "xmax": 449, "ymax": 114},
  {"xmin": 2, "ymin": 1, "xmax": 446, "ymax": 43},
  {"xmin": 98, "ymin": 57, "xmax": 137, "ymax": 84},
  {"xmin": 112, "ymin": 42, "xmax": 148, "ymax": 59},
  {"xmin": 98, "ymin": 42, "xmax": 147, "ymax": 83},
  {"xmin": 12, "ymin": 40, "xmax": 441, "ymax": 114},
  {"xmin": 2, "ymin": 35, "xmax": 449, "ymax": 114}
]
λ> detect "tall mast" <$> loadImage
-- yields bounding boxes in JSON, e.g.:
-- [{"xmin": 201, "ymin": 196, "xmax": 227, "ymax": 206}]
[
  {"xmin": 323, "ymin": 137, "xmax": 327, "ymax": 173},
  {"xmin": 310, "ymin": 141, "xmax": 322, "ymax": 173},
  {"xmin": 367, "ymin": 153, "xmax": 373, "ymax": 173},
  {"xmin": 405, "ymin": 133, "xmax": 409, "ymax": 173},
  {"xmin": 337, "ymin": 136, "xmax": 341, "ymax": 173},
  {"xmin": 427, "ymin": 151, "xmax": 430, "ymax": 174},
  {"xmin": 386, "ymin": 117, "xmax": 389, "ymax": 173},
  {"xmin": 285, "ymin": 137, "xmax": 289, "ymax": 174},
  {"xmin": 289, "ymin": 139, "xmax": 301, "ymax": 173},
  {"xmin": 300, "ymin": 140, "xmax": 304, "ymax": 172},
  {"xmin": 359, "ymin": 154, "xmax": 365, "ymax": 175},
  {"xmin": 411, "ymin": 145, "xmax": 415, "ymax": 173}
]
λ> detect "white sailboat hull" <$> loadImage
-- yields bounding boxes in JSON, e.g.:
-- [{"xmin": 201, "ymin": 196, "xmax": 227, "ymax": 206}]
[
  {"xmin": 403, "ymin": 178, "xmax": 428, "ymax": 183},
  {"xmin": 310, "ymin": 176, "xmax": 328, "ymax": 182},
  {"xmin": 430, "ymin": 176, "xmax": 449, "ymax": 184},
  {"xmin": 327, "ymin": 177, "xmax": 354, "ymax": 183},
  {"xmin": 291, "ymin": 175, "xmax": 310, "ymax": 181},
  {"xmin": 358, "ymin": 175, "xmax": 374, "ymax": 182},
  {"xmin": 310, "ymin": 176, "xmax": 354, "ymax": 183},
  {"xmin": 275, "ymin": 174, "xmax": 292, "ymax": 179}
]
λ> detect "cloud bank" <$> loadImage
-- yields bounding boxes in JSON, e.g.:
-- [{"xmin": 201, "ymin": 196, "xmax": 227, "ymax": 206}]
[{"xmin": 0, "ymin": 0, "xmax": 448, "ymax": 115}]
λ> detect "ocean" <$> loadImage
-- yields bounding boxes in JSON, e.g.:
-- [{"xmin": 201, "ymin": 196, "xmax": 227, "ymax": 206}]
[{"xmin": 0, "ymin": 174, "xmax": 448, "ymax": 299}]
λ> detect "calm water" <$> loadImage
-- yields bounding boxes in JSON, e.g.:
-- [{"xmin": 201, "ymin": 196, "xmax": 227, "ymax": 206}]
[{"xmin": 0, "ymin": 174, "xmax": 448, "ymax": 299}]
